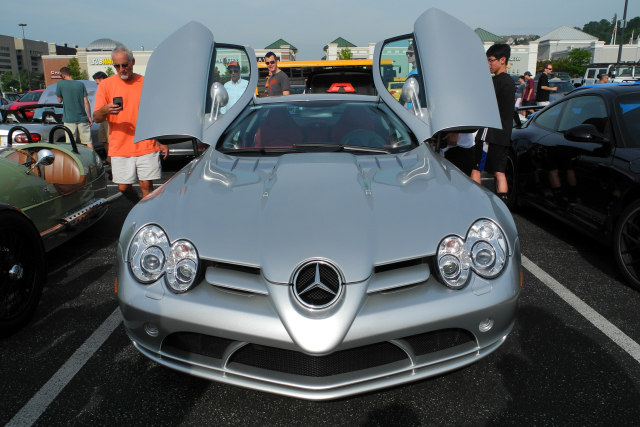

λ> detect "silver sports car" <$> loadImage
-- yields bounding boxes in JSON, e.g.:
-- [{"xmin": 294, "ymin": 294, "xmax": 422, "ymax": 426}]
[{"xmin": 116, "ymin": 8, "xmax": 521, "ymax": 400}]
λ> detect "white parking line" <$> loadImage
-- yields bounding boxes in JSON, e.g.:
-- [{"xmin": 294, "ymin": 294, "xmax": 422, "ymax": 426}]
[
  {"xmin": 8, "ymin": 257, "xmax": 640, "ymax": 426},
  {"xmin": 6, "ymin": 308, "xmax": 123, "ymax": 427},
  {"xmin": 107, "ymin": 184, "xmax": 139, "ymax": 188},
  {"xmin": 523, "ymin": 255, "xmax": 640, "ymax": 363}
]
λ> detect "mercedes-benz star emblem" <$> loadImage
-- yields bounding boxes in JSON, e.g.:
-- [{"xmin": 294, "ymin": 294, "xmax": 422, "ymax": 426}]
[{"xmin": 293, "ymin": 261, "xmax": 342, "ymax": 309}]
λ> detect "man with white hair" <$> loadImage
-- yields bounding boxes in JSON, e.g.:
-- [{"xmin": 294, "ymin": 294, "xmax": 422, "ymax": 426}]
[{"xmin": 94, "ymin": 45, "xmax": 167, "ymax": 204}]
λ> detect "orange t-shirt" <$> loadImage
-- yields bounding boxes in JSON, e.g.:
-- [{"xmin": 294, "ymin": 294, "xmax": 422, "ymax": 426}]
[{"xmin": 94, "ymin": 74, "xmax": 159, "ymax": 157}]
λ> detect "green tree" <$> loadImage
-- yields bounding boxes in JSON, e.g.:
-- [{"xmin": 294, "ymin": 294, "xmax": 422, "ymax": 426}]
[
  {"xmin": 105, "ymin": 67, "xmax": 115, "ymax": 77},
  {"xmin": 337, "ymin": 48, "xmax": 353, "ymax": 60},
  {"xmin": 566, "ymin": 48, "xmax": 591, "ymax": 76},
  {"xmin": 1, "ymin": 71, "xmax": 21, "ymax": 92},
  {"xmin": 68, "ymin": 58, "xmax": 87, "ymax": 80}
]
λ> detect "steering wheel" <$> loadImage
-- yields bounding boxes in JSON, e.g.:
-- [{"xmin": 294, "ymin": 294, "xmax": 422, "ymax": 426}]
[
  {"xmin": 340, "ymin": 129, "xmax": 387, "ymax": 148},
  {"xmin": 15, "ymin": 149, "xmax": 41, "ymax": 176}
]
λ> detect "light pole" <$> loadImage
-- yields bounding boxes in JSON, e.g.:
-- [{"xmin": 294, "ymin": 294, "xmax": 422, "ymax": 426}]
[
  {"xmin": 617, "ymin": 0, "xmax": 629, "ymax": 63},
  {"xmin": 19, "ymin": 23, "xmax": 29, "ymax": 90}
]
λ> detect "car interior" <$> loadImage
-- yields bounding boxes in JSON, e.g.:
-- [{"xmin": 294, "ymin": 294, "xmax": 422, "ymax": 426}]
[
  {"xmin": 4, "ymin": 147, "xmax": 87, "ymax": 195},
  {"xmin": 222, "ymin": 103, "xmax": 413, "ymax": 151}
]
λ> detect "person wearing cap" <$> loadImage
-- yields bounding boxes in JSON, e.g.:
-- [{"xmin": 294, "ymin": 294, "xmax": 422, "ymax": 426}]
[
  {"xmin": 221, "ymin": 61, "xmax": 248, "ymax": 114},
  {"xmin": 522, "ymin": 71, "xmax": 535, "ymax": 115}
]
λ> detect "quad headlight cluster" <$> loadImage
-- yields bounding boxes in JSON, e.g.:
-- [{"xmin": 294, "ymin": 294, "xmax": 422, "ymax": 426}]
[
  {"xmin": 437, "ymin": 219, "xmax": 507, "ymax": 289},
  {"xmin": 128, "ymin": 224, "xmax": 199, "ymax": 293}
]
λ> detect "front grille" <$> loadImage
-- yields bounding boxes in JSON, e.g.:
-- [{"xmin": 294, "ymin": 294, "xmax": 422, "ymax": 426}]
[
  {"xmin": 402, "ymin": 328, "xmax": 475, "ymax": 356},
  {"xmin": 163, "ymin": 332, "xmax": 234, "ymax": 359},
  {"xmin": 229, "ymin": 342, "xmax": 408, "ymax": 377}
]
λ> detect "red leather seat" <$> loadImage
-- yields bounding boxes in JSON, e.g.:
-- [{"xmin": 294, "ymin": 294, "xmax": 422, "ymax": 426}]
[
  {"xmin": 330, "ymin": 105, "xmax": 375, "ymax": 143},
  {"xmin": 255, "ymin": 107, "xmax": 303, "ymax": 147}
]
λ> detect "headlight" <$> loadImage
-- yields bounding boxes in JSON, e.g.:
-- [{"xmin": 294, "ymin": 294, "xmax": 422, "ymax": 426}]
[
  {"xmin": 166, "ymin": 241, "xmax": 199, "ymax": 293},
  {"xmin": 437, "ymin": 219, "xmax": 507, "ymax": 289},
  {"xmin": 466, "ymin": 219, "xmax": 507, "ymax": 278},
  {"xmin": 437, "ymin": 236, "xmax": 470, "ymax": 289},
  {"xmin": 128, "ymin": 224, "xmax": 199, "ymax": 293}
]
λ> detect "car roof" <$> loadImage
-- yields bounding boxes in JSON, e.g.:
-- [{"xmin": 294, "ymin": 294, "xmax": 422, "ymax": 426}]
[{"xmin": 566, "ymin": 83, "xmax": 640, "ymax": 98}]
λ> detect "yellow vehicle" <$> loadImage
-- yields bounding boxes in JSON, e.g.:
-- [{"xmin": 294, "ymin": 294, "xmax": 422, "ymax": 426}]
[
  {"xmin": 387, "ymin": 81, "xmax": 404, "ymax": 101},
  {"xmin": 257, "ymin": 59, "xmax": 395, "ymax": 96}
]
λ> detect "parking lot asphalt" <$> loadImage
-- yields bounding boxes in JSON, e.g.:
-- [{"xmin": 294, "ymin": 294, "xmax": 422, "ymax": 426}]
[{"xmin": 2, "ymin": 158, "xmax": 640, "ymax": 427}]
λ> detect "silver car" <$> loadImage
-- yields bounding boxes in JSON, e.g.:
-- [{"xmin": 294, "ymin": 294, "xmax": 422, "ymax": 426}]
[{"xmin": 116, "ymin": 8, "xmax": 521, "ymax": 400}]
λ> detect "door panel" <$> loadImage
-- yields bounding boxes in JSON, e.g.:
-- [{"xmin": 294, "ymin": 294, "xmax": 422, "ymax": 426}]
[{"xmin": 135, "ymin": 22, "xmax": 257, "ymax": 144}]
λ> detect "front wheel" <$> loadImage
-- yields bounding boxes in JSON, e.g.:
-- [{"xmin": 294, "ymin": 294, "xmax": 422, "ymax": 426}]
[
  {"xmin": 613, "ymin": 200, "xmax": 640, "ymax": 292},
  {"xmin": 503, "ymin": 150, "xmax": 518, "ymax": 210},
  {"xmin": 0, "ymin": 210, "xmax": 46, "ymax": 336}
]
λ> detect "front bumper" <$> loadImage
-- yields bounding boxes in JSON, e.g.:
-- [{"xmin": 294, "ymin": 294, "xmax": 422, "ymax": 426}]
[{"xmin": 117, "ymin": 247, "xmax": 520, "ymax": 400}]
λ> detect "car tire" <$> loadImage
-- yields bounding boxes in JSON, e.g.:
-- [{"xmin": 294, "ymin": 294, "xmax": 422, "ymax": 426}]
[
  {"xmin": 504, "ymin": 150, "xmax": 518, "ymax": 211},
  {"xmin": 614, "ymin": 200, "xmax": 640, "ymax": 292},
  {"xmin": 0, "ymin": 210, "xmax": 46, "ymax": 336}
]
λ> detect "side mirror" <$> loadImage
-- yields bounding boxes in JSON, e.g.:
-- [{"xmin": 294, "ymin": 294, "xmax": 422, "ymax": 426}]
[
  {"xmin": 26, "ymin": 149, "xmax": 55, "ymax": 175},
  {"xmin": 37, "ymin": 149, "xmax": 55, "ymax": 166},
  {"xmin": 564, "ymin": 124, "xmax": 609, "ymax": 143},
  {"xmin": 209, "ymin": 83, "xmax": 229, "ymax": 122},
  {"xmin": 400, "ymin": 77, "xmax": 422, "ymax": 116}
]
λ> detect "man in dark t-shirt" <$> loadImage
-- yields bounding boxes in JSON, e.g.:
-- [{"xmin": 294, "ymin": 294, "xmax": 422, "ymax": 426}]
[
  {"xmin": 471, "ymin": 43, "xmax": 515, "ymax": 204},
  {"xmin": 536, "ymin": 63, "xmax": 557, "ymax": 105},
  {"xmin": 263, "ymin": 51, "xmax": 290, "ymax": 97}
]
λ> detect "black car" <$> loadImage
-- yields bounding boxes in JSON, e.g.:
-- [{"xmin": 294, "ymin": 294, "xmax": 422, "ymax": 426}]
[{"xmin": 507, "ymin": 84, "xmax": 640, "ymax": 291}]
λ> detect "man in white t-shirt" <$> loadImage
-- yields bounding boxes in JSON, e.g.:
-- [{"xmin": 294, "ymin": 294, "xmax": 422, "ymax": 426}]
[{"xmin": 221, "ymin": 61, "xmax": 248, "ymax": 114}]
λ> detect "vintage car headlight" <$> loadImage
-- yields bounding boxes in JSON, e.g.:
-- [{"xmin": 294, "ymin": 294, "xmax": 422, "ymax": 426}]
[
  {"xmin": 128, "ymin": 224, "xmax": 199, "ymax": 293},
  {"xmin": 437, "ymin": 219, "xmax": 507, "ymax": 289}
]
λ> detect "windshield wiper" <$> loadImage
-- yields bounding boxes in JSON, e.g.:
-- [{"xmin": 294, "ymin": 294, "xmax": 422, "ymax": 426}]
[{"xmin": 293, "ymin": 143, "xmax": 390, "ymax": 153}]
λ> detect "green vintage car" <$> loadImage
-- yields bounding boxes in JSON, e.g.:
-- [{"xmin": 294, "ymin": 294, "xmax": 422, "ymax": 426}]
[{"xmin": 0, "ymin": 125, "xmax": 119, "ymax": 336}]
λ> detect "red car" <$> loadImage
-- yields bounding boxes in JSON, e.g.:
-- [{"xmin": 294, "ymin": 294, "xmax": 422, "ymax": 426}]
[{"xmin": 8, "ymin": 89, "xmax": 44, "ymax": 119}]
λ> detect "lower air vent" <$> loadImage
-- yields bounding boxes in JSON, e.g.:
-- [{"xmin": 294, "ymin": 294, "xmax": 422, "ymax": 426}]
[
  {"xmin": 229, "ymin": 342, "xmax": 408, "ymax": 377},
  {"xmin": 163, "ymin": 332, "xmax": 234, "ymax": 359},
  {"xmin": 402, "ymin": 328, "xmax": 476, "ymax": 356}
]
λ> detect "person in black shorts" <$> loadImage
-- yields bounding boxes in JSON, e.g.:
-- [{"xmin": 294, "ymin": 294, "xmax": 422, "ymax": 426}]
[{"xmin": 471, "ymin": 43, "xmax": 515, "ymax": 204}]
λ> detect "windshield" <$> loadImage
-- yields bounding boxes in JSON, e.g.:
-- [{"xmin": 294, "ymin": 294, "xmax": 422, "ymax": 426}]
[
  {"xmin": 612, "ymin": 66, "xmax": 634, "ymax": 78},
  {"xmin": 548, "ymin": 81, "xmax": 575, "ymax": 93},
  {"xmin": 616, "ymin": 92, "xmax": 640, "ymax": 148},
  {"xmin": 19, "ymin": 91, "xmax": 42, "ymax": 102},
  {"xmin": 217, "ymin": 101, "xmax": 418, "ymax": 155}
]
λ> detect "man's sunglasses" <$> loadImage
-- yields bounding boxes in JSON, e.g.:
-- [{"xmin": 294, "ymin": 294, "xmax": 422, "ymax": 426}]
[
  {"xmin": 229, "ymin": 68, "xmax": 240, "ymax": 73},
  {"xmin": 114, "ymin": 63, "xmax": 129, "ymax": 69},
  {"xmin": 264, "ymin": 60, "xmax": 276, "ymax": 65},
  {"xmin": 546, "ymin": 67, "xmax": 553, "ymax": 70},
  {"xmin": 406, "ymin": 52, "xmax": 414, "ymax": 57}
]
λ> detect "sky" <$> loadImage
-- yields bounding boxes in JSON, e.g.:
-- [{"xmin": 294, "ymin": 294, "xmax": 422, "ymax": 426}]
[{"xmin": 2, "ymin": 0, "xmax": 639, "ymax": 60}]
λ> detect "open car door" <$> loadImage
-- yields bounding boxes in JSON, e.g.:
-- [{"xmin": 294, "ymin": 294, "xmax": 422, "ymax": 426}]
[
  {"xmin": 373, "ymin": 8, "xmax": 502, "ymax": 138},
  {"xmin": 135, "ymin": 21, "xmax": 258, "ymax": 145}
]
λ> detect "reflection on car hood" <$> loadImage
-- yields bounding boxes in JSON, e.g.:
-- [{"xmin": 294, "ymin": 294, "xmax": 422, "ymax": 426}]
[{"xmin": 126, "ymin": 146, "xmax": 514, "ymax": 283}]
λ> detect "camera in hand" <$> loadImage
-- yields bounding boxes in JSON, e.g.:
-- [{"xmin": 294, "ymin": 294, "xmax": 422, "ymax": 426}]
[{"xmin": 113, "ymin": 97, "xmax": 123, "ymax": 109}]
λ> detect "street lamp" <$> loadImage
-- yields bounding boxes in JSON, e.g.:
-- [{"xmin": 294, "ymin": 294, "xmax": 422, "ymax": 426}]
[
  {"xmin": 18, "ymin": 23, "xmax": 30, "ymax": 91},
  {"xmin": 617, "ymin": 0, "xmax": 629, "ymax": 63}
]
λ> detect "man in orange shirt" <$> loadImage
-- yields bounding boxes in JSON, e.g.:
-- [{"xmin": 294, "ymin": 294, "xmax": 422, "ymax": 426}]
[{"xmin": 94, "ymin": 45, "xmax": 168, "ymax": 204}]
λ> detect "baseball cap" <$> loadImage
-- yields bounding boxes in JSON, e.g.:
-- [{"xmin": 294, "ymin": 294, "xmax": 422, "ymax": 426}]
[
  {"xmin": 227, "ymin": 61, "xmax": 239, "ymax": 68},
  {"xmin": 524, "ymin": 71, "xmax": 532, "ymax": 76}
]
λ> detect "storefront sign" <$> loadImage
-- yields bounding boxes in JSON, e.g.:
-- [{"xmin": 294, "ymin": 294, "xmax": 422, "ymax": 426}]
[
  {"xmin": 90, "ymin": 58, "xmax": 114, "ymax": 65},
  {"xmin": 50, "ymin": 71, "xmax": 61, "ymax": 79}
]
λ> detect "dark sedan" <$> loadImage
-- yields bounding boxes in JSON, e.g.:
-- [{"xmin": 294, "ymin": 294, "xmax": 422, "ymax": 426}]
[{"xmin": 507, "ymin": 84, "xmax": 640, "ymax": 291}]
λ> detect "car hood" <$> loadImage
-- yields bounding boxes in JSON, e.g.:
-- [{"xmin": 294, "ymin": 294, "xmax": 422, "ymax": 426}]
[{"xmin": 124, "ymin": 147, "xmax": 515, "ymax": 284}]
